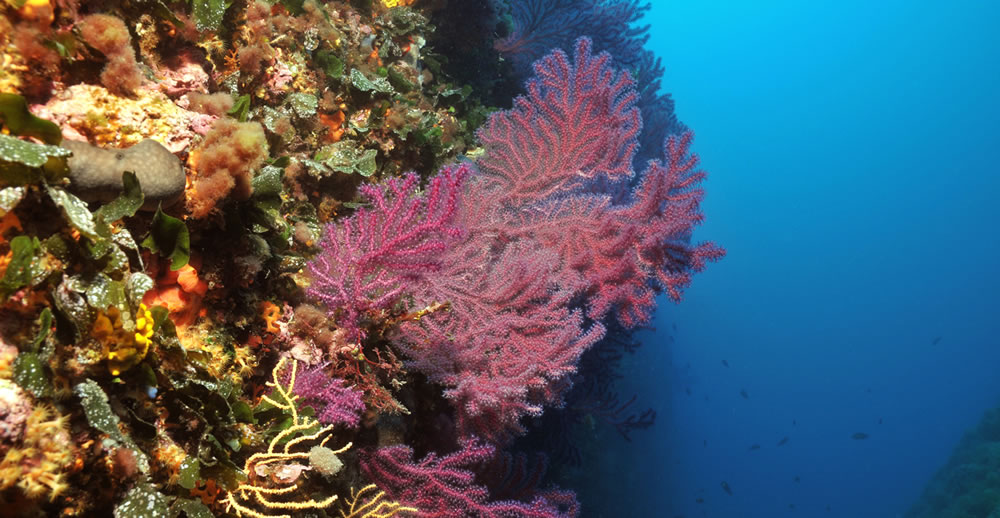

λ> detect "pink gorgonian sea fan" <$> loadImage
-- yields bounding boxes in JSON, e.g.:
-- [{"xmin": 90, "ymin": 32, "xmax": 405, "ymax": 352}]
[{"xmin": 305, "ymin": 164, "xmax": 470, "ymax": 339}]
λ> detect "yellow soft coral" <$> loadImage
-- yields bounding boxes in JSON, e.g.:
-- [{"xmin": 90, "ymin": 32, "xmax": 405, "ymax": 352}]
[
  {"xmin": 224, "ymin": 358, "xmax": 351, "ymax": 518},
  {"xmin": 381, "ymin": 0, "xmax": 415, "ymax": 7},
  {"xmin": 93, "ymin": 304, "xmax": 154, "ymax": 376},
  {"xmin": 0, "ymin": 403, "xmax": 74, "ymax": 500},
  {"xmin": 339, "ymin": 484, "xmax": 417, "ymax": 518}
]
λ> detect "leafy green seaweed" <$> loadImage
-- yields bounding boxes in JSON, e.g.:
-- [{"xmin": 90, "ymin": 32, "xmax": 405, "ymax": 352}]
[
  {"xmin": 317, "ymin": 50, "xmax": 345, "ymax": 79},
  {"xmin": 13, "ymin": 352, "xmax": 49, "ymax": 398},
  {"xmin": 350, "ymin": 68, "xmax": 394, "ymax": 94},
  {"xmin": 307, "ymin": 140, "xmax": 378, "ymax": 177},
  {"xmin": 286, "ymin": 92, "xmax": 318, "ymax": 118},
  {"xmin": 46, "ymin": 184, "xmax": 101, "ymax": 240},
  {"xmin": 177, "ymin": 457, "xmax": 201, "ymax": 490},
  {"xmin": 0, "ymin": 235, "xmax": 41, "ymax": 297},
  {"xmin": 0, "ymin": 134, "xmax": 70, "ymax": 168},
  {"xmin": 114, "ymin": 482, "xmax": 168, "ymax": 518},
  {"xmin": 142, "ymin": 205, "xmax": 190, "ymax": 270},
  {"xmin": 75, "ymin": 379, "xmax": 150, "ymax": 472},
  {"xmin": 96, "ymin": 171, "xmax": 145, "ymax": 223},
  {"xmin": 228, "ymin": 94, "xmax": 250, "ymax": 122},
  {"xmin": 0, "ymin": 186, "xmax": 25, "ymax": 213},
  {"xmin": 0, "ymin": 93, "xmax": 62, "ymax": 144},
  {"xmin": 190, "ymin": 0, "xmax": 231, "ymax": 33}
]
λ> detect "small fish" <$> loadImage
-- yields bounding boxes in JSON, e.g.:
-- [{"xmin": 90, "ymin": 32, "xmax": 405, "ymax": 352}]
[
  {"xmin": 740, "ymin": 389, "xmax": 749, "ymax": 399},
  {"xmin": 879, "ymin": 417, "xmax": 883, "ymax": 425},
  {"xmin": 673, "ymin": 323, "xmax": 678, "ymax": 332},
  {"xmin": 932, "ymin": 336, "xmax": 942, "ymax": 345},
  {"xmin": 866, "ymin": 387, "xmax": 872, "ymax": 393},
  {"xmin": 793, "ymin": 419, "xmax": 797, "ymax": 425},
  {"xmin": 788, "ymin": 504, "xmax": 796, "ymax": 509},
  {"xmin": 695, "ymin": 498, "xmax": 704, "ymax": 504},
  {"xmin": 852, "ymin": 432, "xmax": 869, "ymax": 440},
  {"xmin": 777, "ymin": 436, "xmax": 789, "ymax": 446},
  {"xmin": 749, "ymin": 444, "xmax": 761, "ymax": 451},
  {"xmin": 685, "ymin": 387, "xmax": 692, "ymax": 396},
  {"xmin": 703, "ymin": 439, "xmax": 707, "ymax": 447},
  {"xmin": 720, "ymin": 481, "xmax": 733, "ymax": 496},
  {"xmin": 793, "ymin": 475, "xmax": 800, "ymax": 483},
  {"xmin": 721, "ymin": 359, "xmax": 729, "ymax": 367}
]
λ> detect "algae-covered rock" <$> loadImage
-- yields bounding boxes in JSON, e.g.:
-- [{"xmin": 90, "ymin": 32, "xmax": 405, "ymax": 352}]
[{"xmin": 32, "ymin": 84, "xmax": 210, "ymax": 152}]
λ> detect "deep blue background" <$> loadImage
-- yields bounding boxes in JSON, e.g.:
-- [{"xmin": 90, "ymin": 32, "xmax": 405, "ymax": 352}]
[{"xmin": 587, "ymin": 1, "xmax": 1000, "ymax": 517}]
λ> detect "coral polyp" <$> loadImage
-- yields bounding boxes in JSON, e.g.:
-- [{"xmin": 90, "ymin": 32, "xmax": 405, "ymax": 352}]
[{"xmin": 0, "ymin": 403, "xmax": 73, "ymax": 501}]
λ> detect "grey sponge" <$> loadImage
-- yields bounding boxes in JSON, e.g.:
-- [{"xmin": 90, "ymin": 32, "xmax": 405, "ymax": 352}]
[{"xmin": 63, "ymin": 139, "xmax": 186, "ymax": 210}]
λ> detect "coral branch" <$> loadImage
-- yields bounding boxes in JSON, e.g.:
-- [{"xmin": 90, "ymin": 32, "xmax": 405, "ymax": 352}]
[
  {"xmin": 362, "ymin": 439, "xmax": 577, "ymax": 518},
  {"xmin": 224, "ymin": 358, "xmax": 352, "ymax": 518},
  {"xmin": 306, "ymin": 164, "xmax": 469, "ymax": 338},
  {"xmin": 476, "ymin": 37, "xmax": 639, "ymax": 208}
]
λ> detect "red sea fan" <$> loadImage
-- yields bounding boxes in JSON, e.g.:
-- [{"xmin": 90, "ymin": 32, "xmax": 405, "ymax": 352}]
[
  {"xmin": 620, "ymin": 131, "xmax": 727, "ymax": 304},
  {"xmin": 306, "ymin": 164, "xmax": 469, "ymax": 339},
  {"xmin": 393, "ymin": 37, "xmax": 721, "ymax": 439},
  {"xmin": 291, "ymin": 363, "xmax": 365, "ymax": 428},
  {"xmin": 471, "ymin": 37, "xmax": 723, "ymax": 327},
  {"xmin": 308, "ymin": 37, "xmax": 721, "ymax": 443},
  {"xmin": 397, "ymin": 242, "xmax": 605, "ymax": 441},
  {"xmin": 361, "ymin": 438, "xmax": 579, "ymax": 518},
  {"xmin": 475, "ymin": 37, "xmax": 640, "ymax": 209}
]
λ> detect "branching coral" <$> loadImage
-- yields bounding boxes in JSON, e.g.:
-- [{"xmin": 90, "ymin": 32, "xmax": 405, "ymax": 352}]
[
  {"xmin": 339, "ymin": 484, "xmax": 417, "ymax": 518},
  {"xmin": 224, "ymin": 357, "xmax": 352, "ymax": 518}
]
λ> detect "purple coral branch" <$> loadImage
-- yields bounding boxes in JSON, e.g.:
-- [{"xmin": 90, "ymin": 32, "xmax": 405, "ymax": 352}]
[
  {"xmin": 393, "ymin": 37, "xmax": 721, "ymax": 440},
  {"xmin": 477, "ymin": 37, "xmax": 640, "ymax": 208},
  {"xmin": 306, "ymin": 164, "xmax": 469, "ymax": 337},
  {"xmin": 495, "ymin": 0, "xmax": 649, "ymax": 77},
  {"xmin": 292, "ymin": 363, "xmax": 365, "ymax": 428},
  {"xmin": 362, "ymin": 439, "xmax": 579, "ymax": 518}
]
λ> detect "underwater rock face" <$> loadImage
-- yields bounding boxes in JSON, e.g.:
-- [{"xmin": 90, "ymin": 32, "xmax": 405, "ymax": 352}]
[
  {"xmin": 63, "ymin": 139, "xmax": 185, "ymax": 209},
  {"xmin": 32, "ymin": 84, "xmax": 208, "ymax": 152}
]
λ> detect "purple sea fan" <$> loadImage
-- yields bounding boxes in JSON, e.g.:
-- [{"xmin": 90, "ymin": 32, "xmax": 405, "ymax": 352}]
[
  {"xmin": 494, "ymin": 0, "xmax": 649, "ymax": 79},
  {"xmin": 361, "ymin": 438, "xmax": 579, "ymax": 518},
  {"xmin": 475, "ymin": 37, "xmax": 640, "ymax": 209},
  {"xmin": 305, "ymin": 164, "xmax": 470, "ymax": 339},
  {"xmin": 292, "ymin": 363, "xmax": 366, "ymax": 428}
]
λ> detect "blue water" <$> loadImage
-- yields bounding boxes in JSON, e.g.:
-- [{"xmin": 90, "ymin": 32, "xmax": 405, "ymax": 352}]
[{"xmin": 590, "ymin": 1, "xmax": 1000, "ymax": 517}]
